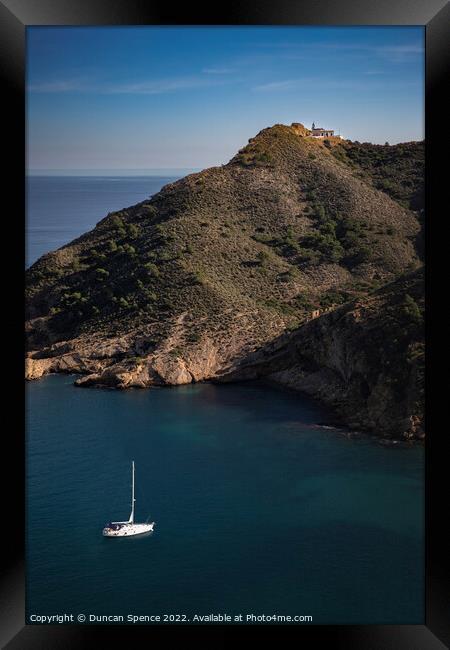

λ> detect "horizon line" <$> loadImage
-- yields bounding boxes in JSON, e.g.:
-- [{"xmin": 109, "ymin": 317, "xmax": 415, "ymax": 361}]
[{"xmin": 27, "ymin": 168, "xmax": 201, "ymax": 177}]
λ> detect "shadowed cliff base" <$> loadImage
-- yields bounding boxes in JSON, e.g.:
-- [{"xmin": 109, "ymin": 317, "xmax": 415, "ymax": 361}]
[{"xmin": 215, "ymin": 269, "xmax": 424, "ymax": 441}]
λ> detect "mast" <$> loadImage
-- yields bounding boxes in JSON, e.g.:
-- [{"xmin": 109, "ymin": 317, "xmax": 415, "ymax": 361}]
[{"xmin": 129, "ymin": 460, "xmax": 135, "ymax": 524}]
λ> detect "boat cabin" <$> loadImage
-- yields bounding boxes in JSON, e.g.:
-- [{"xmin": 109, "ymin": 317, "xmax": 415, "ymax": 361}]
[{"xmin": 105, "ymin": 522, "xmax": 127, "ymax": 530}]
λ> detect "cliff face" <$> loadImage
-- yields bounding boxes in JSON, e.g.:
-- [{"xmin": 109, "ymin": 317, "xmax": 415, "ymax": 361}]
[
  {"xmin": 217, "ymin": 269, "xmax": 424, "ymax": 440},
  {"xmin": 25, "ymin": 123, "xmax": 424, "ymax": 438}
]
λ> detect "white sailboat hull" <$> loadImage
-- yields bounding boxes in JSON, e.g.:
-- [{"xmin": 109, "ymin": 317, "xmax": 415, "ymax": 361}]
[
  {"xmin": 103, "ymin": 522, "xmax": 155, "ymax": 537},
  {"xmin": 102, "ymin": 461, "xmax": 155, "ymax": 537}
]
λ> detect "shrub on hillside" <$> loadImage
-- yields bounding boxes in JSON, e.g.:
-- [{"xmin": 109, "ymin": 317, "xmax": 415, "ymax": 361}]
[
  {"xmin": 144, "ymin": 262, "xmax": 160, "ymax": 278},
  {"xmin": 95, "ymin": 268, "xmax": 110, "ymax": 281}
]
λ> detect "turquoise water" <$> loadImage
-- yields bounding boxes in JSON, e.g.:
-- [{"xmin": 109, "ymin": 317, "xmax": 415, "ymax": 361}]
[{"xmin": 26, "ymin": 375, "xmax": 424, "ymax": 624}]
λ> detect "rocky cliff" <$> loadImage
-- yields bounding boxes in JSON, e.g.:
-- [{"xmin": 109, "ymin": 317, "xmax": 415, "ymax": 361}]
[
  {"xmin": 216, "ymin": 269, "xmax": 424, "ymax": 440},
  {"xmin": 25, "ymin": 123, "xmax": 424, "ymax": 438}
]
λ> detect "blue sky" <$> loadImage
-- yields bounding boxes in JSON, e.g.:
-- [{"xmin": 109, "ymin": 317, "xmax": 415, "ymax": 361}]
[{"xmin": 27, "ymin": 26, "xmax": 424, "ymax": 174}]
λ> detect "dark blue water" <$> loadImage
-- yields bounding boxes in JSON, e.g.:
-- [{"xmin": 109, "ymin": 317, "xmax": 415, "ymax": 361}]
[
  {"xmin": 26, "ymin": 376, "xmax": 424, "ymax": 624},
  {"xmin": 26, "ymin": 176, "xmax": 180, "ymax": 266}
]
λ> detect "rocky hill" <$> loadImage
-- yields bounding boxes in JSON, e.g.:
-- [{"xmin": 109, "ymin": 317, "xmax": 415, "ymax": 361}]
[{"xmin": 25, "ymin": 123, "xmax": 424, "ymax": 438}]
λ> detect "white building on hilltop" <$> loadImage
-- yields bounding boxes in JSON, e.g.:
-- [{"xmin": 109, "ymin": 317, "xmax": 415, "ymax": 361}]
[{"xmin": 311, "ymin": 122, "xmax": 335, "ymax": 138}]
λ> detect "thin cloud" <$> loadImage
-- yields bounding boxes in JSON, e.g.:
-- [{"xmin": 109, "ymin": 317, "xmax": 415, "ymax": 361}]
[
  {"xmin": 251, "ymin": 40, "xmax": 424, "ymax": 63},
  {"xmin": 28, "ymin": 79, "xmax": 88, "ymax": 93},
  {"xmin": 252, "ymin": 77, "xmax": 419, "ymax": 92},
  {"xmin": 252, "ymin": 78, "xmax": 360, "ymax": 92},
  {"xmin": 377, "ymin": 45, "xmax": 423, "ymax": 53},
  {"xmin": 254, "ymin": 41, "xmax": 369, "ymax": 50},
  {"xmin": 253, "ymin": 79, "xmax": 304, "ymax": 92},
  {"xmin": 106, "ymin": 76, "xmax": 225, "ymax": 94},
  {"xmin": 376, "ymin": 44, "xmax": 424, "ymax": 63},
  {"xmin": 255, "ymin": 40, "xmax": 423, "ymax": 52},
  {"xmin": 28, "ymin": 75, "xmax": 228, "ymax": 95},
  {"xmin": 202, "ymin": 67, "xmax": 234, "ymax": 74}
]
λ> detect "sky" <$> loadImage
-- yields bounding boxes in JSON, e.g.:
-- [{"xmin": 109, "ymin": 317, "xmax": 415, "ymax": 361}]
[{"xmin": 27, "ymin": 26, "xmax": 424, "ymax": 174}]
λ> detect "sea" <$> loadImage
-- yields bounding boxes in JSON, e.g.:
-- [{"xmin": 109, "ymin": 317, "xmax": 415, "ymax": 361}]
[
  {"xmin": 26, "ymin": 175, "xmax": 424, "ymax": 625},
  {"xmin": 26, "ymin": 175, "xmax": 184, "ymax": 267}
]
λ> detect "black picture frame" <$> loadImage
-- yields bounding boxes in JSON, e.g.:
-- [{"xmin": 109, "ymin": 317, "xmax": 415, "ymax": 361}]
[{"xmin": 2, "ymin": 1, "xmax": 449, "ymax": 647}]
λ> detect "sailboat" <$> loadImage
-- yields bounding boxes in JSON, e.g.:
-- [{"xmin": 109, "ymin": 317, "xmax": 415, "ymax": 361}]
[{"xmin": 102, "ymin": 461, "xmax": 155, "ymax": 537}]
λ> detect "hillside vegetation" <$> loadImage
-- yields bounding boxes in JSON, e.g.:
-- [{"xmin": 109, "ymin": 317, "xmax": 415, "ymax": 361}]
[
  {"xmin": 218, "ymin": 268, "xmax": 424, "ymax": 440},
  {"xmin": 330, "ymin": 139, "xmax": 424, "ymax": 212},
  {"xmin": 25, "ymin": 123, "xmax": 424, "ymax": 438}
]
